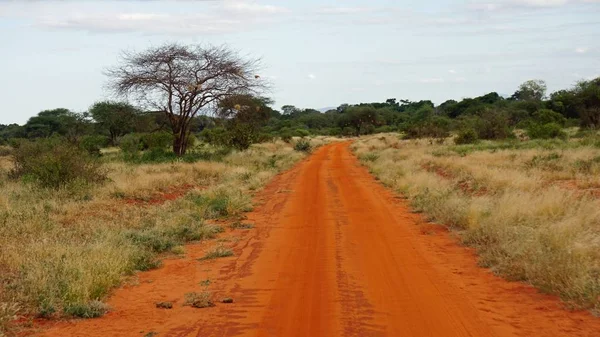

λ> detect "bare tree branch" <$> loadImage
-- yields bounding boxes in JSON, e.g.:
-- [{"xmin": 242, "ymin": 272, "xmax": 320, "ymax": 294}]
[{"xmin": 106, "ymin": 43, "xmax": 266, "ymax": 155}]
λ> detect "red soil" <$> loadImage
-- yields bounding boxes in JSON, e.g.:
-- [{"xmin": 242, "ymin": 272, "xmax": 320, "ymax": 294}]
[
  {"xmin": 36, "ymin": 142, "xmax": 600, "ymax": 336},
  {"xmin": 124, "ymin": 184, "xmax": 197, "ymax": 205}
]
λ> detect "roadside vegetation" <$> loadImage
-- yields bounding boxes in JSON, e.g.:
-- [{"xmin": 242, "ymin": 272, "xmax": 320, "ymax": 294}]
[
  {"xmin": 352, "ymin": 131, "xmax": 600, "ymax": 312},
  {"xmin": 0, "ymin": 39, "xmax": 599, "ymax": 333},
  {"xmin": 0, "ymin": 136, "xmax": 332, "ymax": 334}
]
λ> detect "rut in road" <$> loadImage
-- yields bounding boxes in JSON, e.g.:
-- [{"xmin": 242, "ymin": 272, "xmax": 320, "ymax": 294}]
[{"xmin": 40, "ymin": 142, "xmax": 600, "ymax": 337}]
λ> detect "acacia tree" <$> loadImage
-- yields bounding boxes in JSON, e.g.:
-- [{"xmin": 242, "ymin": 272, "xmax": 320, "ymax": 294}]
[
  {"xmin": 216, "ymin": 95, "xmax": 273, "ymax": 150},
  {"xmin": 511, "ymin": 79, "xmax": 547, "ymax": 101},
  {"xmin": 107, "ymin": 43, "xmax": 264, "ymax": 156},
  {"xmin": 89, "ymin": 101, "xmax": 139, "ymax": 145}
]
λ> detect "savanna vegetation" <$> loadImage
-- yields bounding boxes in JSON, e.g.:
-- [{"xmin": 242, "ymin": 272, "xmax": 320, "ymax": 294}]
[
  {"xmin": 1, "ymin": 37, "xmax": 599, "ymax": 334},
  {"xmin": 0, "ymin": 42, "xmax": 337, "ymax": 336},
  {"xmin": 0, "ymin": 136, "xmax": 333, "ymax": 335},
  {"xmin": 352, "ymin": 132, "xmax": 600, "ymax": 312}
]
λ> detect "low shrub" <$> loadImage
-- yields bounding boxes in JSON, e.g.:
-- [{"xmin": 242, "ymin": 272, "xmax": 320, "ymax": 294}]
[
  {"xmin": 118, "ymin": 133, "xmax": 143, "ymax": 154},
  {"xmin": 454, "ymin": 129, "xmax": 478, "ymax": 145},
  {"xmin": 199, "ymin": 245, "xmax": 234, "ymax": 260},
  {"xmin": 527, "ymin": 123, "xmax": 567, "ymax": 140},
  {"xmin": 184, "ymin": 292, "xmax": 214, "ymax": 308},
  {"xmin": 280, "ymin": 133, "xmax": 293, "ymax": 143},
  {"xmin": 294, "ymin": 139, "xmax": 312, "ymax": 152},
  {"xmin": 140, "ymin": 131, "xmax": 173, "ymax": 150},
  {"xmin": 80, "ymin": 135, "xmax": 109, "ymax": 156},
  {"xmin": 10, "ymin": 138, "xmax": 106, "ymax": 188},
  {"xmin": 63, "ymin": 300, "xmax": 109, "ymax": 318},
  {"xmin": 0, "ymin": 146, "xmax": 12, "ymax": 157}
]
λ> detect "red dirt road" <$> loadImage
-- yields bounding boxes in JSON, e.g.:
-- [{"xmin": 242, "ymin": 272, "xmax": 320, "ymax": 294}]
[{"xmin": 40, "ymin": 142, "xmax": 600, "ymax": 337}]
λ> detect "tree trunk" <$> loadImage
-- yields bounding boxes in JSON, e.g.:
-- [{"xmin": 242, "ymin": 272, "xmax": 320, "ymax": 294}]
[{"xmin": 173, "ymin": 130, "xmax": 189, "ymax": 156}]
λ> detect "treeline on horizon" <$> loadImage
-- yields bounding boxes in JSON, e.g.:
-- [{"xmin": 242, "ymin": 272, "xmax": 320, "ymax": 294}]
[{"xmin": 1, "ymin": 76, "xmax": 599, "ymax": 153}]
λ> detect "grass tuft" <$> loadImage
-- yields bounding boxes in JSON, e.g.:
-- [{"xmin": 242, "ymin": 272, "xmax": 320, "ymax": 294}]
[
  {"xmin": 183, "ymin": 292, "xmax": 214, "ymax": 308},
  {"xmin": 199, "ymin": 245, "xmax": 234, "ymax": 260}
]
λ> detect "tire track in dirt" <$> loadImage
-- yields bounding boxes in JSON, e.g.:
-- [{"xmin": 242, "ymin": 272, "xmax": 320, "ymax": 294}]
[{"xmin": 39, "ymin": 142, "xmax": 600, "ymax": 337}]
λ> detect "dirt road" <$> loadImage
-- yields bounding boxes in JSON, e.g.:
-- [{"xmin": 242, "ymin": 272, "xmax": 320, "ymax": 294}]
[{"xmin": 40, "ymin": 142, "xmax": 600, "ymax": 337}]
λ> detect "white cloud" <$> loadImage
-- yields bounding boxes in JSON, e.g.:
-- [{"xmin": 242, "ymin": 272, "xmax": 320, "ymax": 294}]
[
  {"xmin": 316, "ymin": 7, "xmax": 373, "ymax": 14},
  {"xmin": 448, "ymin": 69, "xmax": 457, "ymax": 74},
  {"xmin": 2, "ymin": 0, "xmax": 291, "ymax": 35},
  {"xmin": 222, "ymin": 1, "xmax": 289, "ymax": 15},
  {"xmin": 307, "ymin": 73, "xmax": 316, "ymax": 80},
  {"xmin": 575, "ymin": 47, "xmax": 588, "ymax": 53},
  {"xmin": 514, "ymin": 0, "xmax": 569, "ymax": 7},
  {"xmin": 454, "ymin": 77, "xmax": 467, "ymax": 82},
  {"xmin": 468, "ymin": 0, "xmax": 581, "ymax": 12},
  {"xmin": 419, "ymin": 78, "xmax": 445, "ymax": 83}
]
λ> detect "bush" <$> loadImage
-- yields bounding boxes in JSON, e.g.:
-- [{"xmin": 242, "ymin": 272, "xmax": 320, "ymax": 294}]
[
  {"xmin": 280, "ymin": 133, "xmax": 293, "ymax": 143},
  {"xmin": 454, "ymin": 129, "xmax": 478, "ymax": 145},
  {"xmin": 403, "ymin": 116, "xmax": 451, "ymax": 139},
  {"xmin": 532, "ymin": 109, "xmax": 567, "ymax": 126},
  {"xmin": 119, "ymin": 133, "xmax": 143, "ymax": 154},
  {"xmin": 140, "ymin": 131, "xmax": 173, "ymax": 150},
  {"xmin": 0, "ymin": 146, "xmax": 12, "ymax": 157},
  {"xmin": 79, "ymin": 135, "xmax": 109, "ymax": 156},
  {"xmin": 295, "ymin": 129, "xmax": 310, "ymax": 138},
  {"xmin": 294, "ymin": 139, "xmax": 312, "ymax": 152},
  {"xmin": 527, "ymin": 123, "xmax": 567, "ymax": 140},
  {"xmin": 473, "ymin": 110, "xmax": 513, "ymax": 140},
  {"xmin": 63, "ymin": 300, "xmax": 109, "ymax": 318},
  {"xmin": 11, "ymin": 138, "xmax": 106, "ymax": 188},
  {"xmin": 254, "ymin": 132, "xmax": 273, "ymax": 144}
]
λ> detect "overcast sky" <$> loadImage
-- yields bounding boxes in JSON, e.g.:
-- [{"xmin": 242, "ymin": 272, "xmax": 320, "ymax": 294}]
[{"xmin": 0, "ymin": 0, "xmax": 599, "ymax": 124}]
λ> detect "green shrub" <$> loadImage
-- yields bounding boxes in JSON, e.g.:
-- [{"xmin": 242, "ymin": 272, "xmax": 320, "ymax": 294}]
[
  {"xmin": 454, "ymin": 129, "xmax": 479, "ymax": 145},
  {"xmin": 280, "ymin": 133, "xmax": 293, "ymax": 143},
  {"xmin": 63, "ymin": 300, "xmax": 109, "ymax": 318},
  {"xmin": 200, "ymin": 127, "xmax": 229, "ymax": 146},
  {"xmin": 473, "ymin": 111, "xmax": 513, "ymax": 140},
  {"xmin": 140, "ymin": 131, "xmax": 173, "ymax": 150},
  {"xmin": 294, "ymin": 139, "xmax": 312, "ymax": 152},
  {"xmin": 119, "ymin": 133, "xmax": 143, "ymax": 154},
  {"xmin": 527, "ymin": 123, "xmax": 567, "ymax": 140},
  {"xmin": 295, "ymin": 129, "xmax": 310, "ymax": 138},
  {"xmin": 10, "ymin": 138, "xmax": 106, "ymax": 188},
  {"xmin": 531, "ymin": 109, "xmax": 567, "ymax": 126},
  {"xmin": 79, "ymin": 135, "xmax": 109, "ymax": 156},
  {"xmin": 255, "ymin": 133, "xmax": 273, "ymax": 144}
]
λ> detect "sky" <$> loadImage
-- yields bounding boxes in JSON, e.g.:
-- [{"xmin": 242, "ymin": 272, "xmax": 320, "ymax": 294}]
[{"xmin": 0, "ymin": 0, "xmax": 599, "ymax": 124}]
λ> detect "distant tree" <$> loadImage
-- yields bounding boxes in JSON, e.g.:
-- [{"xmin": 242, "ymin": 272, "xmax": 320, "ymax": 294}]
[
  {"xmin": 343, "ymin": 106, "xmax": 379, "ymax": 136},
  {"xmin": 549, "ymin": 89, "xmax": 578, "ymax": 118},
  {"xmin": 337, "ymin": 103, "xmax": 350, "ymax": 113},
  {"xmin": 217, "ymin": 95, "xmax": 273, "ymax": 149},
  {"xmin": 573, "ymin": 77, "xmax": 600, "ymax": 128},
  {"xmin": 385, "ymin": 98, "xmax": 398, "ymax": 106},
  {"xmin": 281, "ymin": 105, "xmax": 300, "ymax": 116},
  {"xmin": 23, "ymin": 108, "xmax": 90, "ymax": 142},
  {"xmin": 0, "ymin": 124, "xmax": 24, "ymax": 143},
  {"xmin": 511, "ymin": 80, "xmax": 547, "ymax": 101},
  {"xmin": 107, "ymin": 43, "xmax": 264, "ymax": 156},
  {"xmin": 89, "ymin": 101, "xmax": 139, "ymax": 145}
]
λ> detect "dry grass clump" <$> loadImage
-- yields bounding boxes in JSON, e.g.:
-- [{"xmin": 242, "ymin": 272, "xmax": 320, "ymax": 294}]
[
  {"xmin": 0, "ymin": 138, "xmax": 337, "ymax": 332},
  {"xmin": 352, "ymin": 133, "xmax": 600, "ymax": 311},
  {"xmin": 199, "ymin": 245, "xmax": 234, "ymax": 260},
  {"xmin": 183, "ymin": 291, "xmax": 214, "ymax": 308}
]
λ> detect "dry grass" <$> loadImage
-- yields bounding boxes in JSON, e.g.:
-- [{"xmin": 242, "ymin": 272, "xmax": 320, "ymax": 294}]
[
  {"xmin": 0, "ymin": 136, "xmax": 338, "ymax": 333},
  {"xmin": 183, "ymin": 291, "xmax": 213, "ymax": 308},
  {"xmin": 352, "ymin": 133, "xmax": 600, "ymax": 311}
]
